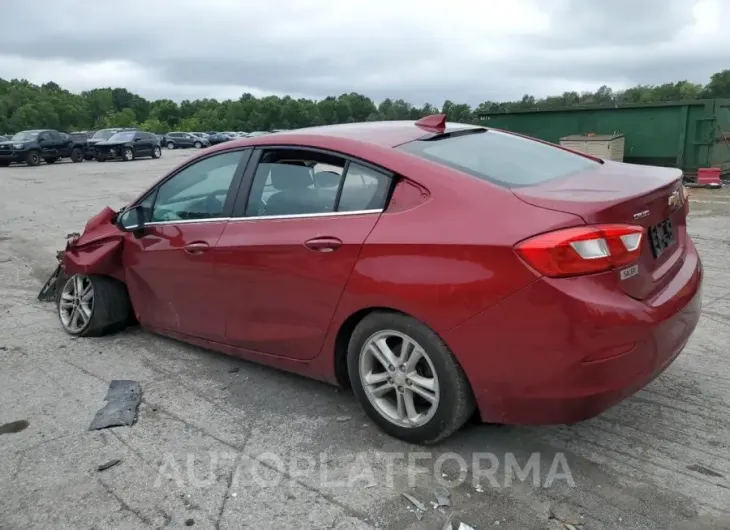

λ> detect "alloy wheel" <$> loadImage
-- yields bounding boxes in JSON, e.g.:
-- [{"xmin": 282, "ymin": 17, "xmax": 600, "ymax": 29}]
[
  {"xmin": 59, "ymin": 275, "xmax": 94, "ymax": 334},
  {"xmin": 358, "ymin": 330, "xmax": 440, "ymax": 428}
]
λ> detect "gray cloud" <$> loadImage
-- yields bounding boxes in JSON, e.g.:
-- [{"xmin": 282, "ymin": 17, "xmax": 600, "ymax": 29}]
[{"xmin": 0, "ymin": 0, "xmax": 726, "ymax": 105}]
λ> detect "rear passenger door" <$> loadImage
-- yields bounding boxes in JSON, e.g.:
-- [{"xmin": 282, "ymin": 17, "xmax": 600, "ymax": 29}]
[
  {"xmin": 214, "ymin": 147, "xmax": 393, "ymax": 360},
  {"xmin": 133, "ymin": 132, "xmax": 151, "ymax": 157}
]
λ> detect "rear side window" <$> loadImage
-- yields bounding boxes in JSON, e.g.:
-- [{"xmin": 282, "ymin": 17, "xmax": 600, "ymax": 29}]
[{"xmin": 397, "ymin": 130, "xmax": 599, "ymax": 188}]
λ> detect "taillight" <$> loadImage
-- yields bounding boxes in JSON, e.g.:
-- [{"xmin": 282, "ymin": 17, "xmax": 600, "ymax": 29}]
[{"xmin": 514, "ymin": 224, "xmax": 645, "ymax": 277}]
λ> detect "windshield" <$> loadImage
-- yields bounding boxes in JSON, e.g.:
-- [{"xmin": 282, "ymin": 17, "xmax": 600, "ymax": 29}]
[
  {"xmin": 108, "ymin": 132, "xmax": 135, "ymax": 142},
  {"xmin": 93, "ymin": 129, "xmax": 118, "ymax": 140},
  {"xmin": 11, "ymin": 131, "xmax": 39, "ymax": 141},
  {"xmin": 397, "ymin": 129, "xmax": 599, "ymax": 188}
]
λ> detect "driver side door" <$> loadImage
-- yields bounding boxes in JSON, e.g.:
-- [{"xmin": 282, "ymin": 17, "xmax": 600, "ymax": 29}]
[{"xmin": 122, "ymin": 149, "xmax": 251, "ymax": 341}]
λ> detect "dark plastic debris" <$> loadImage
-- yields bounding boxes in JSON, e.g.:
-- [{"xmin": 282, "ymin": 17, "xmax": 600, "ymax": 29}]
[
  {"xmin": 97, "ymin": 458, "xmax": 122, "ymax": 471},
  {"xmin": 38, "ymin": 264, "xmax": 64, "ymax": 302},
  {"xmin": 89, "ymin": 380, "xmax": 142, "ymax": 431}
]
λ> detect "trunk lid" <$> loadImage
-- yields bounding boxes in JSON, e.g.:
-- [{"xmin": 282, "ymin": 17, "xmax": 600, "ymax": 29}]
[{"xmin": 513, "ymin": 160, "xmax": 687, "ymax": 300}]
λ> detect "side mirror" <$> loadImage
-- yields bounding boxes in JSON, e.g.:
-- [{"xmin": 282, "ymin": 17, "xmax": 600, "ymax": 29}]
[{"xmin": 118, "ymin": 205, "xmax": 146, "ymax": 236}]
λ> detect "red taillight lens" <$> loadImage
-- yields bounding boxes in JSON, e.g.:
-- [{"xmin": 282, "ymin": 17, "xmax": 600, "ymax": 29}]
[{"xmin": 514, "ymin": 224, "xmax": 645, "ymax": 277}]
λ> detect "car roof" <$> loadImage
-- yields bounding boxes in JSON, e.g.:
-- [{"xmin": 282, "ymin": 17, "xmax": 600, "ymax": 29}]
[{"xmin": 263, "ymin": 120, "xmax": 481, "ymax": 148}]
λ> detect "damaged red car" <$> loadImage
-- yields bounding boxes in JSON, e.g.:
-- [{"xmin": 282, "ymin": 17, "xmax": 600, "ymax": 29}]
[{"xmin": 47, "ymin": 115, "xmax": 703, "ymax": 444}]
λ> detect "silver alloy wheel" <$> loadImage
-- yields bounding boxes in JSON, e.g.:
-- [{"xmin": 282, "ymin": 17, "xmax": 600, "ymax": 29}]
[
  {"xmin": 194, "ymin": 141, "xmax": 202, "ymax": 148},
  {"xmin": 123, "ymin": 147, "xmax": 133, "ymax": 161},
  {"xmin": 359, "ymin": 330, "xmax": 440, "ymax": 428},
  {"xmin": 153, "ymin": 146, "xmax": 161, "ymax": 157},
  {"xmin": 167, "ymin": 142, "xmax": 175, "ymax": 149},
  {"xmin": 59, "ymin": 275, "xmax": 94, "ymax": 334}
]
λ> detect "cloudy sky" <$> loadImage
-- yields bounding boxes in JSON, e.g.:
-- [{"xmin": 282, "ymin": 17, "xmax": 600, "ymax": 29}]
[{"xmin": 0, "ymin": 0, "xmax": 726, "ymax": 105}]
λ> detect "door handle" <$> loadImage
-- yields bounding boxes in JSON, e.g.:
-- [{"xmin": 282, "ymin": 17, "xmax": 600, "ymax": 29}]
[
  {"xmin": 184, "ymin": 241, "xmax": 210, "ymax": 254},
  {"xmin": 304, "ymin": 237, "xmax": 342, "ymax": 253}
]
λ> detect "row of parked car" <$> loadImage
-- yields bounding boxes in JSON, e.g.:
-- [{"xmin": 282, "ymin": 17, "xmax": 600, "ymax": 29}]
[{"xmin": 0, "ymin": 128, "xmax": 282, "ymax": 166}]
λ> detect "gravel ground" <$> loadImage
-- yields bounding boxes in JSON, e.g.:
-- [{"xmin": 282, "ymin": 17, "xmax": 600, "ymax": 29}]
[{"xmin": 1, "ymin": 152, "xmax": 729, "ymax": 530}]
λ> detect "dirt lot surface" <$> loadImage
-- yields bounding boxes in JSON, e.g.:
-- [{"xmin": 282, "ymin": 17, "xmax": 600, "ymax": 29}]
[{"xmin": 1, "ymin": 153, "xmax": 729, "ymax": 530}]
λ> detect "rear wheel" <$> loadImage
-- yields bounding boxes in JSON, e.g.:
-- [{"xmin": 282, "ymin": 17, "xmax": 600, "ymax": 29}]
[
  {"xmin": 70, "ymin": 147, "xmax": 84, "ymax": 163},
  {"xmin": 57, "ymin": 274, "xmax": 132, "ymax": 337},
  {"xmin": 26, "ymin": 150, "xmax": 41, "ymax": 166},
  {"xmin": 167, "ymin": 141, "xmax": 175, "ymax": 149},
  {"xmin": 194, "ymin": 141, "xmax": 202, "ymax": 148},
  {"xmin": 122, "ymin": 147, "xmax": 135, "ymax": 161},
  {"xmin": 347, "ymin": 312, "xmax": 475, "ymax": 445},
  {"xmin": 152, "ymin": 146, "xmax": 162, "ymax": 159}
]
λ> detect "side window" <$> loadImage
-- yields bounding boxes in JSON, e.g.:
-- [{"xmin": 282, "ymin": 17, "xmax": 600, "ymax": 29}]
[
  {"xmin": 245, "ymin": 150, "xmax": 345, "ymax": 217},
  {"xmin": 38, "ymin": 132, "xmax": 50, "ymax": 142},
  {"xmin": 149, "ymin": 151, "xmax": 244, "ymax": 223},
  {"xmin": 338, "ymin": 163, "xmax": 391, "ymax": 212},
  {"xmin": 50, "ymin": 131, "xmax": 63, "ymax": 141}
]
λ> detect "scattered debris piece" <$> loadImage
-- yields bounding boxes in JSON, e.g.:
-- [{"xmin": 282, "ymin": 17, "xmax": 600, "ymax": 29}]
[
  {"xmin": 474, "ymin": 483, "xmax": 484, "ymax": 493},
  {"xmin": 402, "ymin": 492, "xmax": 427, "ymax": 512},
  {"xmin": 0, "ymin": 419, "xmax": 29, "ymax": 435},
  {"xmin": 458, "ymin": 523, "xmax": 476, "ymax": 530},
  {"xmin": 549, "ymin": 504, "xmax": 583, "ymax": 527},
  {"xmin": 336, "ymin": 416, "xmax": 352, "ymax": 422},
  {"xmin": 97, "ymin": 458, "xmax": 121, "ymax": 471},
  {"xmin": 433, "ymin": 485, "xmax": 451, "ymax": 508},
  {"xmin": 228, "ymin": 367, "xmax": 240, "ymax": 373},
  {"xmin": 441, "ymin": 522, "xmax": 453, "ymax": 530},
  {"xmin": 0, "ymin": 345, "xmax": 6, "ymax": 351},
  {"xmin": 89, "ymin": 380, "xmax": 142, "ymax": 431},
  {"xmin": 184, "ymin": 518, "xmax": 195, "ymax": 526}
]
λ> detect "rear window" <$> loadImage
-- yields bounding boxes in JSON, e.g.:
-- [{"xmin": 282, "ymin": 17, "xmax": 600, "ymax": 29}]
[{"xmin": 397, "ymin": 130, "xmax": 599, "ymax": 188}]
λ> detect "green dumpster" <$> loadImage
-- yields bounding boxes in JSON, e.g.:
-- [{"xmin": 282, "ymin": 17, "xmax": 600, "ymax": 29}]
[{"xmin": 477, "ymin": 99, "xmax": 730, "ymax": 177}]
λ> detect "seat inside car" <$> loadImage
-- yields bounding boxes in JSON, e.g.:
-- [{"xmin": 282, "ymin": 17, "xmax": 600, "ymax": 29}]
[{"xmin": 264, "ymin": 163, "xmax": 331, "ymax": 215}]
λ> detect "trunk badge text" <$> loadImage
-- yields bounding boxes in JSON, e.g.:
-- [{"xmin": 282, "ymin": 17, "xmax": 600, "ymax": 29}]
[
  {"xmin": 633, "ymin": 210, "xmax": 650, "ymax": 220},
  {"xmin": 620, "ymin": 264, "xmax": 639, "ymax": 280}
]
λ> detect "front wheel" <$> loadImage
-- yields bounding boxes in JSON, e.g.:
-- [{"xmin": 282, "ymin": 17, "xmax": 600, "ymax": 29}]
[
  {"xmin": 194, "ymin": 141, "xmax": 202, "ymax": 148},
  {"xmin": 57, "ymin": 274, "xmax": 132, "ymax": 337},
  {"xmin": 70, "ymin": 147, "xmax": 84, "ymax": 162},
  {"xmin": 122, "ymin": 147, "xmax": 135, "ymax": 161},
  {"xmin": 167, "ymin": 142, "xmax": 175, "ymax": 149},
  {"xmin": 152, "ymin": 146, "xmax": 162, "ymax": 159},
  {"xmin": 26, "ymin": 150, "xmax": 41, "ymax": 166},
  {"xmin": 347, "ymin": 312, "xmax": 475, "ymax": 445}
]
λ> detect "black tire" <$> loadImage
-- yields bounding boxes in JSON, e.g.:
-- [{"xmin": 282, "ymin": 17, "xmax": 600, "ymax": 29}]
[
  {"xmin": 56, "ymin": 274, "xmax": 132, "ymax": 337},
  {"xmin": 347, "ymin": 311, "xmax": 475, "ymax": 445},
  {"xmin": 26, "ymin": 150, "xmax": 41, "ymax": 166},
  {"xmin": 70, "ymin": 147, "xmax": 84, "ymax": 163},
  {"xmin": 167, "ymin": 141, "xmax": 175, "ymax": 150},
  {"xmin": 194, "ymin": 141, "xmax": 202, "ymax": 148},
  {"xmin": 0, "ymin": 160, "xmax": 9, "ymax": 167},
  {"xmin": 152, "ymin": 146, "xmax": 162, "ymax": 159},
  {"xmin": 44, "ymin": 157, "xmax": 58, "ymax": 164},
  {"xmin": 122, "ymin": 147, "xmax": 135, "ymax": 161}
]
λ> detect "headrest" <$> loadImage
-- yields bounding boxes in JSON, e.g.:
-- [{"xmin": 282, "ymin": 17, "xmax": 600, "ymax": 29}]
[
  {"xmin": 270, "ymin": 163, "xmax": 313, "ymax": 191},
  {"xmin": 314, "ymin": 171, "xmax": 341, "ymax": 188}
]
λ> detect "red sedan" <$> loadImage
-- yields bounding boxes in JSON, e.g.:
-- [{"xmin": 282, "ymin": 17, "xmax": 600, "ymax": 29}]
[{"xmin": 54, "ymin": 114, "xmax": 702, "ymax": 444}]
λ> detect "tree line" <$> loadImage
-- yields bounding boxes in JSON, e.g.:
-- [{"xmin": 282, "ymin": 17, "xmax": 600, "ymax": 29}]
[{"xmin": 1, "ymin": 70, "xmax": 729, "ymax": 134}]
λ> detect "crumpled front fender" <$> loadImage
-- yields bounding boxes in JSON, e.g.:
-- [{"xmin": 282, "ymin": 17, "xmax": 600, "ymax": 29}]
[{"xmin": 62, "ymin": 206, "xmax": 126, "ymax": 280}]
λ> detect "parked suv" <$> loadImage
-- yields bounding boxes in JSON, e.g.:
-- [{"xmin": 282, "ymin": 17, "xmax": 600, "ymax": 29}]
[
  {"xmin": 164, "ymin": 132, "xmax": 207, "ymax": 149},
  {"xmin": 0, "ymin": 129, "xmax": 86, "ymax": 166},
  {"xmin": 94, "ymin": 131, "xmax": 162, "ymax": 162},
  {"xmin": 85, "ymin": 128, "xmax": 137, "ymax": 160}
]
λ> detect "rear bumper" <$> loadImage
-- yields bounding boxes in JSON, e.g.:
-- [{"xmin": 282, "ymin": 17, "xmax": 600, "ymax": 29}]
[{"xmin": 443, "ymin": 238, "xmax": 703, "ymax": 425}]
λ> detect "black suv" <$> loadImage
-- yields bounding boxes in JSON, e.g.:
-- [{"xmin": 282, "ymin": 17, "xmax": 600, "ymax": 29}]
[
  {"xmin": 94, "ymin": 131, "xmax": 162, "ymax": 162},
  {"xmin": 85, "ymin": 128, "xmax": 137, "ymax": 159},
  {"xmin": 0, "ymin": 129, "xmax": 86, "ymax": 166}
]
